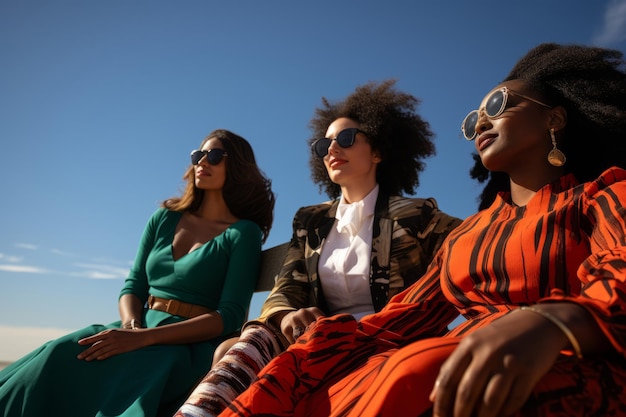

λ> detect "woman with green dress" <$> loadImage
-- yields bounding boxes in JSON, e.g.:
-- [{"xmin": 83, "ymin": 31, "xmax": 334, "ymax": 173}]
[{"xmin": 0, "ymin": 129, "xmax": 275, "ymax": 417}]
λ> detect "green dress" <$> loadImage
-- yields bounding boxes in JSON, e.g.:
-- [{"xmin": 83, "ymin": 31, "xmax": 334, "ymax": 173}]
[{"xmin": 0, "ymin": 208, "xmax": 262, "ymax": 417}]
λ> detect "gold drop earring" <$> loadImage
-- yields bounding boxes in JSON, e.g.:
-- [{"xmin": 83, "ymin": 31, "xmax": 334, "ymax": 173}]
[{"xmin": 547, "ymin": 128, "xmax": 566, "ymax": 167}]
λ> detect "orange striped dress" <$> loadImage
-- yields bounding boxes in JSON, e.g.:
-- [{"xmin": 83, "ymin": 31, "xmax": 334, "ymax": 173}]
[{"xmin": 220, "ymin": 167, "xmax": 626, "ymax": 417}]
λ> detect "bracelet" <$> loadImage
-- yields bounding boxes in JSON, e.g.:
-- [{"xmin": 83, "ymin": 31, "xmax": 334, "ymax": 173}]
[
  {"xmin": 122, "ymin": 319, "xmax": 142, "ymax": 330},
  {"xmin": 520, "ymin": 306, "xmax": 583, "ymax": 359}
]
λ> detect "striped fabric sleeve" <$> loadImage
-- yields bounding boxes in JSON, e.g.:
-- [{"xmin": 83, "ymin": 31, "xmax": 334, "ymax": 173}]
[
  {"xmin": 542, "ymin": 169, "xmax": 626, "ymax": 355},
  {"xmin": 357, "ymin": 249, "xmax": 458, "ymax": 344}
]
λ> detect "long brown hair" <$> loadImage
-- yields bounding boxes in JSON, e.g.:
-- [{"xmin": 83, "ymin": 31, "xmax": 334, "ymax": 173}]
[{"xmin": 162, "ymin": 129, "xmax": 275, "ymax": 242}]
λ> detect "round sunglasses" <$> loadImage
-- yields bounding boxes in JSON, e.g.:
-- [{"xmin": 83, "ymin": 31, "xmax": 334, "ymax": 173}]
[
  {"xmin": 461, "ymin": 87, "xmax": 552, "ymax": 141},
  {"xmin": 311, "ymin": 128, "xmax": 367, "ymax": 157},
  {"xmin": 190, "ymin": 148, "xmax": 228, "ymax": 165}
]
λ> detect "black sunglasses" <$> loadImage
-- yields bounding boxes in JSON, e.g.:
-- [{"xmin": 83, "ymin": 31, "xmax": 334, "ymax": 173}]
[
  {"xmin": 190, "ymin": 149, "xmax": 228, "ymax": 165},
  {"xmin": 311, "ymin": 128, "xmax": 366, "ymax": 157},
  {"xmin": 461, "ymin": 87, "xmax": 552, "ymax": 141}
]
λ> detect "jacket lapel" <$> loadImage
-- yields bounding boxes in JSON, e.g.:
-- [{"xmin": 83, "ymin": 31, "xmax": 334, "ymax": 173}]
[
  {"xmin": 304, "ymin": 201, "xmax": 337, "ymax": 313},
  {"xmin": 371, "ymin": 193, "xmax": 393, "ymax": 311}
]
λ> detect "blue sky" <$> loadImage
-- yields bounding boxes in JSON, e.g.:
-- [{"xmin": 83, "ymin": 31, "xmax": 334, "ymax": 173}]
[{"xmin": 1, "ymin": 0, "xmax": 625, "ymax": 362}]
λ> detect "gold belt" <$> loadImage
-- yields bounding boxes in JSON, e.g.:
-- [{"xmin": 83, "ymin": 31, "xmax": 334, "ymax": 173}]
[{"xmin": 147, "ymin": 295, "xmax": 213, "ymax": 319}]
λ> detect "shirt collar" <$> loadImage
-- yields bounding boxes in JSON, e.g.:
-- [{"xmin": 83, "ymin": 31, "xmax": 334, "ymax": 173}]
[{"xmin": 335, "ymin": 185, "xmax": 379, "ymax": 236}]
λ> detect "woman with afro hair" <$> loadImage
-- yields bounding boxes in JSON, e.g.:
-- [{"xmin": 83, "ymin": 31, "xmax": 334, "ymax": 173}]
[
  {"xmin": 175, "ymin": 80, "xmax": 462, "ymax": 417},
  {"xmin": 217, "ymin": 43, "xmax": 626, "ymax": 417}
]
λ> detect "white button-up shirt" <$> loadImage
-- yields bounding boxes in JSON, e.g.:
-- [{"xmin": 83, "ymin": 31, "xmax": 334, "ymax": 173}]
[{"xmin": 318, "ymin": 185, "xmax": 378, "ymax": 319}]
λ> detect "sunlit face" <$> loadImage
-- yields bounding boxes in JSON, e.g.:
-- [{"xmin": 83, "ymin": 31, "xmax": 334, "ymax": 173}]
[
  {"xmin": 472, "ymin": 79, "xmax": 553, "ymax": 172},
  {"xmin": 194, "ymin": 137, "xmax": 227, "ymax": 191},
  {"xmin": 323, "ymin": 117, "xmax": 380, "ymax": 190}
]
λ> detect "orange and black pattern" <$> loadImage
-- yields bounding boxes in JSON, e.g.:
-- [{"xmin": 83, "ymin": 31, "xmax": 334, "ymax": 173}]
[{"xmin": 219, "ymin": 167, "xmax": 626, "ymax": 417}]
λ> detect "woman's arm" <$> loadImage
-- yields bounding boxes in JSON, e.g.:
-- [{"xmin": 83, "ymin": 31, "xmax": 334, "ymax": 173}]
[
  {"xmin": 430, "ymin": 173, "xmax": 626, "ymax": 417},
  {"xmin": 77, "ymin": 215, "xmax": 262, "ymax": 361},
  {"xmin": 257, "ymin": 206, "xmax": 319, "ymax": 324},
  {"xmin": 118, "ymin": 293, "xmax": 144, "ymax": 329},
  {"xmin": 76, "ymin": 311, "xmax": 225, "ymax": 361}
]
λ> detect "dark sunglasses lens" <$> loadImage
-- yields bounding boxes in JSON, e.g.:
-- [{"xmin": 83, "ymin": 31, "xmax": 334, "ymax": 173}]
[
  {"xmin": 206, "ymin": 149, "xmax": 226, "ymax": 165},
  {"xmin": 485, "ymin": 90, "xmax": 505, "ymax": 117},
  {"xmin": 190, "ymin": 149, "xmax": 226, "ymax": 165},
  {"xmin": 462, "ymin": 111, "xmax": 478, "ymax": 140},
  {"xmin": 314, "ymin": 138, "xmax": 332, "ymax": 157},
  {"xmin": 190, "ymin": 150, "xmax": 204, "ymax": 165},
  {"xmin": 313, "ymin": 128, "xmax": 359, "ymax": 157},
  {"xmin": 336, "ymin": 128, "xmax": 357, "ymax": 147}
]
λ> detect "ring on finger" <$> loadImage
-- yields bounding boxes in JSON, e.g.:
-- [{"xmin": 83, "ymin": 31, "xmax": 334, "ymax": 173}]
[{"xmin": 293, "ymin": 326, "xmax": 305, "ymax": 338}]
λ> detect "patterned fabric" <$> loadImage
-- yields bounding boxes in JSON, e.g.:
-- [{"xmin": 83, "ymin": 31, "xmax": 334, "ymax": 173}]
[
  {"xmin": 257, "ymin": 193, "xmax": 463, "ymax": 329},
  {"xmin": 174, "ymin": 194, "xmax": 462, "ymax": 417},
  {"xmin": 176, "ymin": 324, "xmax": 282, "ymax": 417},
  {"xmin": 220, "ymin": 167, "xmax": 626, "ymax": 417}
]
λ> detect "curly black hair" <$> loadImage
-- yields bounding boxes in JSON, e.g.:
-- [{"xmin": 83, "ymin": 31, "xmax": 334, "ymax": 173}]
[
  {"xmin": 307, "ymin": 79, "xmax": 435, "ymax": 199},
  {"xmin": 469, "ymin": 43, "xmax": 626, "ymax": 210}
]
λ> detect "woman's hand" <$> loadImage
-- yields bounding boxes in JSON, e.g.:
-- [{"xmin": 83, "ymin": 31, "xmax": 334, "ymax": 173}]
[
  {"xmin": 77, "ymin": 328, "xmax": 149, "ymax": 361},
  {"xmin": 429, "ymin": 309, "xmax": 568, "ymax": 417},
  {"xmin": 279, "ymin": 307, "xmax": 325, "ymax": 343}
]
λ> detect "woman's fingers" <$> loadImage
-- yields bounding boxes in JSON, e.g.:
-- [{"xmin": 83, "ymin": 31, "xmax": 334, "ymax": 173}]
[{"xmin": 432, "ymin": 348, "xmax": 471, "ymax": 417}]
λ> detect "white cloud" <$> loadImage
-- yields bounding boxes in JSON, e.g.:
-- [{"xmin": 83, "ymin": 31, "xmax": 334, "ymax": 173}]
[
  {"xmin": 0, "ymin": 264, "xmax": 49, "ymax": 273},
  {"xmin": 2, "ymin": 245, "xmax": 129, "ymax": 280},
  {"xmin": 91, "ymin": 257, "xmax": 135, "ymax": 267},
  {"xmin": 594, "ymin": 0, "xmax": 626, "ymax": 46},
  {"xmin": 81, "ymin": 271, "xmax": 125, "ymax": 279},
  {"xmin": 50, "ymin": 248, "xmax": 76, "ymax": 257},
  {"xmin": 71, "ymin": 262, "xmax": 129, "ymax": 280},
  {"xmin": 0, "ymin": 253, "xmax": 22, "ymax": 263},
  {"xmin": 14, "ymin": 243, "xmax": 38, "ymax": 250}
]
